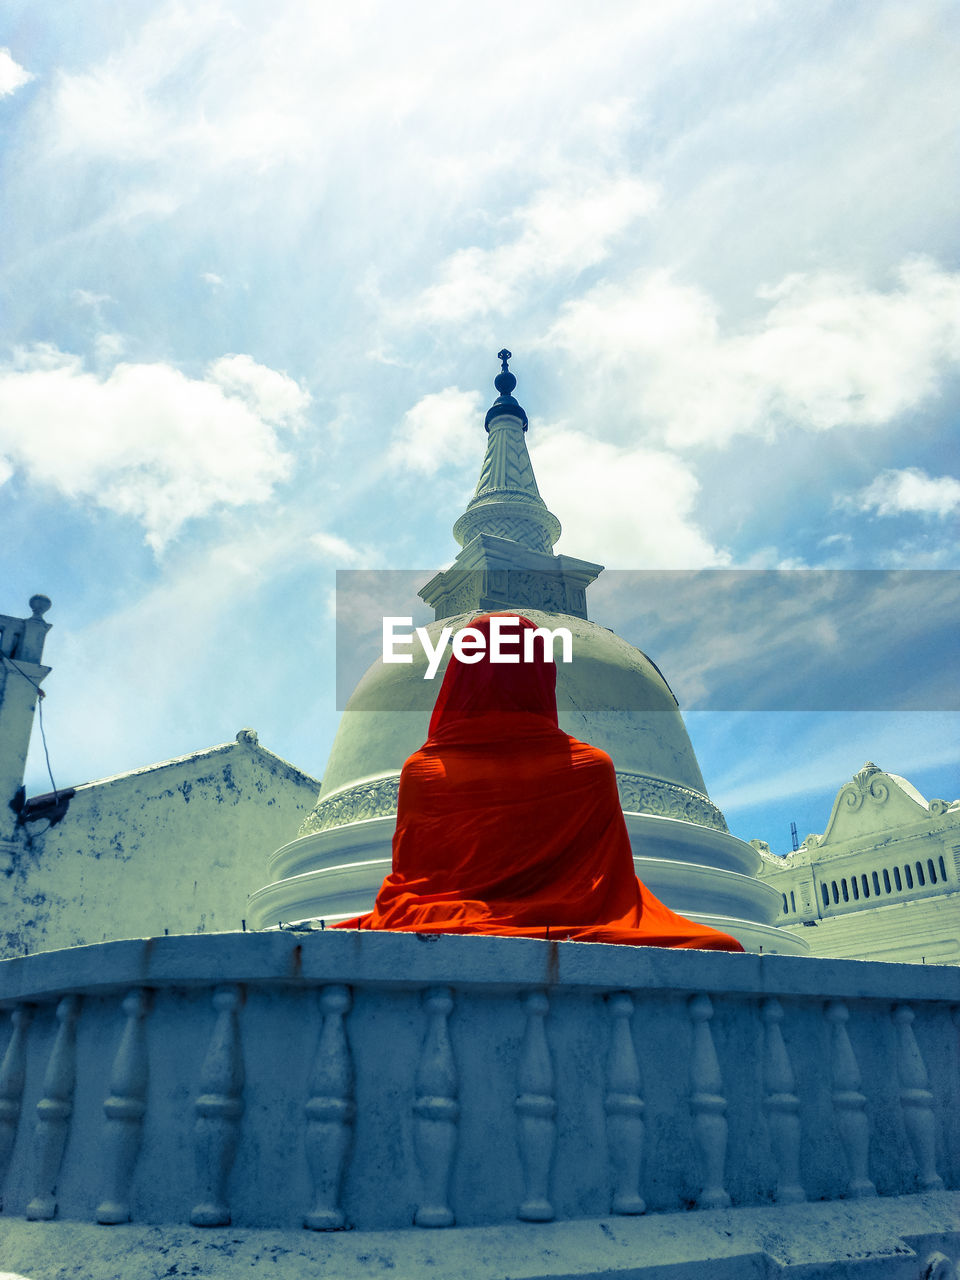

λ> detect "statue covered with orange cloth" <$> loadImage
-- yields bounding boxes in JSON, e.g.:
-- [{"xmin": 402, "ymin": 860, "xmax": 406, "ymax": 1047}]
[{"xmin": 336, "ymin": 614, "xmax": 744, "ymax": 951}]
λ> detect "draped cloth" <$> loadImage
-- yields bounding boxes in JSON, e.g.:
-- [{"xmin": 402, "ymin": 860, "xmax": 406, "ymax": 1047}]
[{"xmin": 335, "ymin": 614, "xmax": 744, "ymax": 951}]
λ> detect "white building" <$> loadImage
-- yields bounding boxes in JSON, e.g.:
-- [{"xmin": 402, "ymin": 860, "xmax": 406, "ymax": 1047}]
[
  {"xmin": 0, "ymin": 601, "xmax": 320, "ymax": 957},
  {"xmin": 755, "ymin": 762, "xmax": 960, "ymax": 964}
]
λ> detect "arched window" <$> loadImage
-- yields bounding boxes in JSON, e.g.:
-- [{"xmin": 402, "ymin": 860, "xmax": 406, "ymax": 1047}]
[
  {"xmin": 782, "ymin": 894, "xmax": 788, "ymax": 913},
  {"xmin": 894, "ymin": 866, "xmax": 902, "ymax": 891},
  {"xmin": 832, "ymin": 881, "xmax": 839, "ymax": 904},
  {"xmin": 916, "ymin": 861, "xmax": 925, "ymax": 886},
  {"xmin": 872, "ymin": 871, "xmax": 880, "ymax": 895},
  {"xmin": 861, "ymin": 874, "xmax": 870, "ymax": 898},
  {"xmin": 928, "ymin": 859, "xmax": 937, "ymax": 884},
  {"xmin": 790, "ymin": 890, "xmax": 796, "ymax": 912},
  {"xmin": 883, "ymin": 868, "xmax": 891, "ymax": 893},
  {"xmin": 940, "ymin": 856, "xmax": 947, "ymax": 881},
  {"xmin": 905, "ymin": 865, "xmax": 913, "ymax": 889},
  {"xmin": 841, "ymin": 879, "xmax": 849, "ymax": 902},
  {"xmin": 852, "ymin": 877, "xmax": 860, "ymax": 900},
  {"xmin": 821, "ymin": 882, "xmax": 829, "ymax": 907}
]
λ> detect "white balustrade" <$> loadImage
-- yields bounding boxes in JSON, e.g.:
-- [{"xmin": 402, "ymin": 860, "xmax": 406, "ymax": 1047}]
[
  {"xmin": 191, "ymin": 984, "xmax": 245, "ymax": 1227},
  {"xmin": 0, "ymin": 933, "xmax": 954, "ymax": 1234},
  {"xmin": 893, "ymin": 1003, "xmax": 943, "ymax": 1191},
  {"xmin": 826, "ymin": 1000, "xmax": 876, "ymax": 1198},
  {"xmin": 688, "ymin": 993, "xmax": 730, "ymax": 1209},
  {"xmin": 26, "ymin": 994, "xmax": 80, "ymax": 1220},
  {"xmin": 761, "ymin": 998, "xmax": 804, "ymax": 1204},
  {"xmin": 0, "ymin": 1005, "xmax": 31, "ymax": 1207},
  {"xmin": 515, "ymin": 990, "xmax": 556, "ymax": 1222},
  {"xmin": 413, "ymin": 986, "xmax": 458, "ymax": 1227},
  {"xmin": 304, "ymin": 984, "xmax": 354, "ymax": 1230},
  {"xmin": 97, "ymin": 989, "xmax": 150, "ymax": 1224},
  {"xmin": 604, "ymin": 991, "xmax": 645, "ymax": 1215}
]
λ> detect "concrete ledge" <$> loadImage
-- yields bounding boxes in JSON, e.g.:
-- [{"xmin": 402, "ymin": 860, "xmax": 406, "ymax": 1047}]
[
  {"xmin": 0, "ymin": 931, "xmax": 957, "ymax": 1006},
  {"xmin": 0, "ymin": 1193, "xmax": 957, "ymax": 1279}
]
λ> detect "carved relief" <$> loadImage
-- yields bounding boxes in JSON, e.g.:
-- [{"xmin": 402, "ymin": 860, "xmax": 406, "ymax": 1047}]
[
  {"xmin": 840, "ymin": 763, "xmax": 890, "ymax": 813},
  {"xmin": 300, "ymin": 776, "xmax": 401, "ymax": 836},
  {"xmin": 303, "ymin": 771, "xmax": 727, "ymax": 836},
  {"xmin": 616, "ymin": 773, "xmax": 728, "ymax": 834}
]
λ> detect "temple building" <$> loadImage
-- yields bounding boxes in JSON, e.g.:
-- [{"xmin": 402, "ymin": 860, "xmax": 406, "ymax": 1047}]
[
  {"xmin": 0, "ymin": 358, "xmax": 957, "ymax": 1278},
  {"xmin": 755, "ymin": 763, "xmax": 960, "ymax": 964},
  {"xmin": 248, "ymin": 352, "xmax": 805, "ymax": 956}
]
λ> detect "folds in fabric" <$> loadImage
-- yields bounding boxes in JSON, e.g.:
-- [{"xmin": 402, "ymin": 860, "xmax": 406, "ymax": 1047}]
[{"xmin": 335, "ymin": 614, "xmax": 744, "ymax": 952}]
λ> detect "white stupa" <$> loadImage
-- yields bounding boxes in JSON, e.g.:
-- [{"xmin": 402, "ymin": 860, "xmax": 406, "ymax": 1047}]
[{"xmin": 248, "ymin": 353, "xmax": 807, "ymax": 955}]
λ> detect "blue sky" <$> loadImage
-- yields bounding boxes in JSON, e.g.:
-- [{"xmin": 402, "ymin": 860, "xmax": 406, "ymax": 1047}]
[{"xmin": 1, "ymin": 0, "xmax": 957, "ymax": 851}]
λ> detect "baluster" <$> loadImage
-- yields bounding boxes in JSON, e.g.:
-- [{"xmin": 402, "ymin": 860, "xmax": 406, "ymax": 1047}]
[
  {"xmin": 515, "ymin": 990, "xmax": 556, "ymax": 1222},
  {"xmin": 96, "ymin": 989, "xmax": 151, "ymax": 1224},
  {"xmin": 688, "ymin": 993, "xmax": 730, "ymax": 1209},
  {"xmin": 893, "ymin": 1004, "xmax": 943, "ymax": 1191},
  {"xmin": 604, "ymin": 992, "xmax": 645, "ymax": 1215},
  {"xmin": 761, "ymin": 999, "xmax": 804, "ymax": 1204},
  {"xmin": 191, "ymin": 985, "xmax": 244, "ymax": 1227},
  {"xmin": 304, "ymin": 984, "xmax": 354, "ymax": 1230},
  {"xmin": 825, "ymin": 1001, "xmax": 875, "ymax": 1198},
  {"xmin": 26, "ymin": 995, "xmax": 80, "ymax": 1220},
  {"xmin": 413, "ymin": 987, "xmax": 458, "ymax": 1227},
  {"xmin": 0, "ymin": 1005, "xmax": 32, "ymax": 1207}
]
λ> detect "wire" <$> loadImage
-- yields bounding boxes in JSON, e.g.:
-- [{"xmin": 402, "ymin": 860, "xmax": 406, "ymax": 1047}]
[{"xmin": 1, "ymin": 652, "xmax": 59, "ymax": 801}]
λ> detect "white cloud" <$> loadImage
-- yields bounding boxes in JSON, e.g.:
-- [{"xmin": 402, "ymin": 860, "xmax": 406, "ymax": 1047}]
[
  {"xmin": 545, "ymin": 258, "xmax": 960, "ymax": 448},
  {"xmin": 201, "ymin": 272, "xmax": 224, "ymax": 287},
  {"xmin": 847, "ymin": 467, "xmax": 960, "ymax": 519},
  {"xmin": 0, "ymin": 347, "xmax": 311, "ymax": 550},
  {"xmin": 0, "ymin": 48, "xmax": 33, "ymax": 98},
  {"xmin": 409, "ymin": 176, "xmax": 660, "ymax": 324},
  {"xmin": 533, "ymin": 429, "xmax": 729, "ymax": 568},
  {"xmin": 207, "ymin": 353, "xmax": 311, "ymax": 428},
  {"xmin": 387, "ymin": 387, "xmax": 483, "ymax": 476},
  {"xmin": 309, "ymin": 531, "xmax": 369, "ymax": 565}
]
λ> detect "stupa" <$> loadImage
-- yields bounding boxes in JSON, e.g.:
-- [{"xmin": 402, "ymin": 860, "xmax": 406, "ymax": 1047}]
[{"xmin": 248, "ymin": 354, "xmax": 807, "ymax": 956}]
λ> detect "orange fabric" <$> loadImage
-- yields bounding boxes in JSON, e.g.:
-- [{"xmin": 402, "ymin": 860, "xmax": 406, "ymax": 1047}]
[{"xmin": 335, "ymin": 614, "xmax": 744, "ymax": 951}]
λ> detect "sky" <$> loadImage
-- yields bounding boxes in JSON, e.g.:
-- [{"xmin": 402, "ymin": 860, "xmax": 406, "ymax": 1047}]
[{"xmin": 1, "ymin": 0, "xmax": 958, "ymax": 852}]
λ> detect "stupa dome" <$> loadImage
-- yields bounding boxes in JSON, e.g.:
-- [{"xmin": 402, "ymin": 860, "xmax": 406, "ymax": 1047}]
[{"xmin": 248, "ymin": 356, "xmax": 807, "ymax": 954}]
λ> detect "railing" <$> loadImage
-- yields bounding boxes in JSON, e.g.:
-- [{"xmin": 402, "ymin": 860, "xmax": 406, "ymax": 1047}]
[{"xmin": 0, "ymin": 933, "xmax": 956, "ymax": 1232}]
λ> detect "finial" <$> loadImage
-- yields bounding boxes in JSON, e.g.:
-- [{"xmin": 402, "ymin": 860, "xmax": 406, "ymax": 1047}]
[
  {"xmin": 29, "ymin": 594, "xmax": 51, "ymax": 619},
  {"xmin": 494, "ymin": 349, "xmax": 517, "ymax": 398},
  {"xmin": 485, "ymin": 348, "xmax": 527, "ymax": 431}
]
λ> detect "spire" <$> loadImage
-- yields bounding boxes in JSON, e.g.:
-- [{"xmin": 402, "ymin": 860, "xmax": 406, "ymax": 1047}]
[
  {"xmin": 453, "ymin": 351, "xmax": 560, "ymax": 554},
  {"xmin": 419, "ymin": 353, "xmax": 603, "ymax": 622}
]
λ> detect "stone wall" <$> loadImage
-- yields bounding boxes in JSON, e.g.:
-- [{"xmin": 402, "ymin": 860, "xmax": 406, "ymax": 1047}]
[
  {"xmin": 0, "ymin": 734, "xmax": 319, "ymax": 958},
  {"xmin": 0, "ymin": 932, "xmax": 956, "ymax": 1235}
]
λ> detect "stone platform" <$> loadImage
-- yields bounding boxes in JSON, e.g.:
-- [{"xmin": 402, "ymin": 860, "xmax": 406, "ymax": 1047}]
[{"xmin": 0, "ymin": 932, "xmax": 957, "ymax": 1276}]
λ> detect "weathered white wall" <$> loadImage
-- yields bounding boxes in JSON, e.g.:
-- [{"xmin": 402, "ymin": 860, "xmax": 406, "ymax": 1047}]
[{"xmin": 0, "ymin": 732, "xmax": 319, "ymax": 957}]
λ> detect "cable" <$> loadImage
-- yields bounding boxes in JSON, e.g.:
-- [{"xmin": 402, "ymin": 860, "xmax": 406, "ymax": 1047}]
[{"xmin": 1, "ymin": 652, "xmax": 59, "ymax": 801}]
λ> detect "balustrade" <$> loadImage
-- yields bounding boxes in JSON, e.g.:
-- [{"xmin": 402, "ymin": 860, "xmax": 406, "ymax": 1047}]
[{"xmin": 0, "ymin": 934, "xmax": 954, "ymax": 1234}]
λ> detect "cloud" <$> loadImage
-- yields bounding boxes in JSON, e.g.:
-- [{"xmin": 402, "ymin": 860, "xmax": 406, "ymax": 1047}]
[
  {"xmin": 408, "ymin": 176, "xmax": 660, "ymax": 324},
  {"xmin": 706, "ymin": 712, "xmax": 960, "ymax": 818},
  {"xmin": 545, "ymin": 258, "xmax": 960, "ymax": 448},
  {"xmin": 533, "ymin": 429, "xmax": 729, "ymax": 568},
  {"xmin": 847, "ymin": 467, "xmax": 960, "ymax": 519},
  {"xmin": 309, "ymin": 531, "xmax": 370, "ymax": 565},
  {"xmin": 0, "ymin": 347, "xmax": 310, "ymax": 550},
  {"xmin": 0, "ymin": 48, "xmax": 33, "ymax": 98},
  {"xmin": 387, "ymin": 387, "xmax": 483, "ymax": 476}
]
